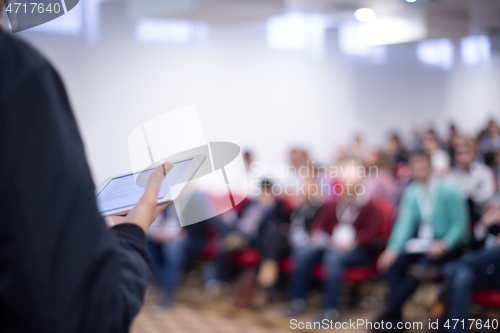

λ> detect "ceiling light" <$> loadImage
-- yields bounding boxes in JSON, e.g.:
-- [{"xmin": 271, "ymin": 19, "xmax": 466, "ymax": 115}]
[
  {"xmin": 406, "ymin": 0, "xmax": 417, "ymax": 3},
  {"xmin": 354, "ymin": 8, "xmax": 377, "ymax": 22},
  {"xmin": 416, "ymin": 39, "xmax": 454, "ymax": 70},
  {"xmin": 135, "ymin": 18, "xmax": 209, "ymax": 45},
  {"xmin": 266, "ymin": 13, "xmax": 329, "ymax": 56},
  {"xmin": 461, "ymin": 35, "xmax": 491, "ymax": 66}
]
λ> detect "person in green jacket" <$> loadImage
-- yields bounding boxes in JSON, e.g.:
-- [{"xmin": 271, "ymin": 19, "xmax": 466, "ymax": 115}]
[{"xmin": 375, "ymin": 152, "xmax": 469, "ymax": 328}]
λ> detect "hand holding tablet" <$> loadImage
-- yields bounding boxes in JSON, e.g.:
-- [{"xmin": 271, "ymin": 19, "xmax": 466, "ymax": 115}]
[
  {"xmin": 104, "ymin": 162, "xmax": 173, "ymax": 232},
  {"xmin": 96, "ymin": 154, "xmax": 206, "ymax": 216},
  {"xmin": 96, "ymin": 154, "xmax": 207, "ymax": 232}
]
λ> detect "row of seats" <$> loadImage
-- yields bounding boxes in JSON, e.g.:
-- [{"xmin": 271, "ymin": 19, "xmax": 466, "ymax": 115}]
[{"xmin": 201, "ymin": 197, "xmax": 500, "ymax": 310}]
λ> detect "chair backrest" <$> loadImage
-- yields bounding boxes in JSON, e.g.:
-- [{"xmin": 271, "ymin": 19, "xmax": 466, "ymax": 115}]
[
  {"xmin": 202, "ymin": 226, "xmax": 218, "ymax": 260},
  {"xmin": 374, "ymin": 198, "xmax": 394, "ymax": 243}
]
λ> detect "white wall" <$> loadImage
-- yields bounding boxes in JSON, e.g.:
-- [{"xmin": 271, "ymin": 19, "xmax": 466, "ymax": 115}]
[{"xmin": 16, "ymin": 3, "xmax": 500, "ymax": 185}]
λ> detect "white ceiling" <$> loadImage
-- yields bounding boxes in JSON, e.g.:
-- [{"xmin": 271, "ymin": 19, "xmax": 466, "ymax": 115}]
[{"xmin": 124, "ymin": 0, "xmax": 500, "ymax": 40}]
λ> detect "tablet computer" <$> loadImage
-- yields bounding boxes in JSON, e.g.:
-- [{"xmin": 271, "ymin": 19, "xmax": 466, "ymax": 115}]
[{"xmin": 95, "ymin": 153, "xmax": 206, "ymax": 216}]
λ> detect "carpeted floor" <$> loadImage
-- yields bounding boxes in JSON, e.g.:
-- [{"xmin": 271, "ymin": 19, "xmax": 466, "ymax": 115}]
[
  {"xmin": 131, "ymin": 286, "xmax": 414, "ymax": 333},
  {"xmin": 131, "ymin": 281, "xmax": 500, "ymax": 333},
  {"xmin": 131, "ymin": 302, "xmax": 295, "ymax": 333}
]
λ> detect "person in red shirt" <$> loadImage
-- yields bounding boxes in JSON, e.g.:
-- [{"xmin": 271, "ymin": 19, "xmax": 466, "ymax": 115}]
[{"xmin": 285, "ymin": 161, "xmax": 382, "ymax": 322}]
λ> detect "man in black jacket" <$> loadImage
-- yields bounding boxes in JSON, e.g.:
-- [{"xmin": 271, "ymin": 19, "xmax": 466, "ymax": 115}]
[{"xmin": 0, "ymin": 10, "xmax": 174, "ymax": 333}]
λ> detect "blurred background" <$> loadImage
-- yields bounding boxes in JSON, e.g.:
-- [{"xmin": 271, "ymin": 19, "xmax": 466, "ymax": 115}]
[
  {"xmin": 3, "ymin": 0, "xmax": 500, "ymax": 184},
  {"xmin": 5, "ymin": 1, "xmax": 500, "ymax": 332}
]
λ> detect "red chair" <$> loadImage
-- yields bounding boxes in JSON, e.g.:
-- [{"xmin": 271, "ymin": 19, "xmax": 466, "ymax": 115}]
[
  {"xmin": 311, "ymin": 198, "xmax": 394, "ymax": 282},
  {"xmin": 202, "ymin": 227, "xmax": 218, "ymax": 261},
  {"xmin": 279, "ymin": 199, "xmax": 394, "ymax": 282},
  {"xmin": 473, "ymin": 290, "xmax": 500, "ymax": 308},
  {"xmin": 279, "ymin": 256, "xmax": 294, "ymax": 272},
  {"xmin": 233, "ymin": 199, "xmax": 395, "ymax": 281},
  {"xmin": 309, "ymin": 264, "xmax": 379, "ymax": 282},
  {"xmin": 471, "ymin": 290, "xmax": 500, "ymax": 332},
  {"xmin": 230, "ymin": 248, "xmax": 261, "ymax": 267},
  {"xmin": 206, "ymin": 196, "xmax": 253, "ymax": 262},
  {"xmin": 376, "ymin": 198, "xmax": 395, "ymax": 243},
  {"xmin": 229, "ymin": 198, "xmax": 293, "ymax": 268}
]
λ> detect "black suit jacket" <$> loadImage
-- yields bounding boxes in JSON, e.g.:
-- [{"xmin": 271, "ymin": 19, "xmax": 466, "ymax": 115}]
[{"xmin": 0, "ymin": 30, "xmax": 150, "ymax": 333}]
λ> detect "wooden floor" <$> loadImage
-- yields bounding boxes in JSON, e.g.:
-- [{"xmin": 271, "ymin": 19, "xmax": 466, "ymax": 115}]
[
  {"xmin": 131, "ymin": 285, "xmax": 421, "ymax": 333},
  {"xmin": 131, "ymin": 302, "xmax": 294, "ymax": 333},
  {"xmin": 131, "ymin": 281, "xmax": 500, "ymax": 333},
  {"xmin": 131, "ymin": 289, "xmax": 297, "ymax": 333}
]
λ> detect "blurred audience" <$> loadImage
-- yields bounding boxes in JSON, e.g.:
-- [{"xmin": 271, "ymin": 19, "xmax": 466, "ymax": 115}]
[
  {"xmin": 206, "ymin": 180, "xmax": 290, "ymax": 295},
  {"xmin": 384, "ymin": 133, "xmax": 409, "ymax": 167},
  {"xmin": 286, "ymin": 161, "xmax": 382, "ymax": 322},
  {"xmin": 243, "ymin": 150, "xmax": 254, "ymax": 169},
  {"xmin": 375, "ymin": 153, "xmax": 468, "ymax": 327},
  {"xmin": 243, "ymin": 150, "xmax": 264, "ymax": 198},
  {"xmin": 424, "ymin": 133, "xmax": 451, "ymax": 177},
  {"xmin": 447, "ymin": 123, "xmax": 460, "ymax": 165},
  {"xmin": 449, "ymin": 137, "xmax": 495, "ymax": 221},
  {"xmin": 350, "ymin": 135, "xmax": 369, "ymax": 162},
  {"xmin": 493, "ymin": 151, "xmax": 500, "ymax": 187},
  {"xmin": 442, "ymin": 196, "xmax": 500, "ymax": 332},
  {"xmin": 147, "ymin": 205, "xmax": 209, "ymax": 309},
  {"xmin": 479, "ymin": 119, "xmax": 500, "ymax": 157},
  {"xmin": 145, "ymin": 117, "xmax": 500, "ymax": 325},
  {"xmin": 409, "ymin": 129, "xmax": 425, "ymax": 153},
  {"xmin": 334, "ymin": 148, "xmax": 350, "ymax": 165},
  {"xmin": 288, "ymin": 168, "xmax": 325, "ymax": 251},
  {"xmin": 290, "ymin": 148, "xmax": 309, "ymax": 169},
  {"xmin": 363, "ymin": 150, "xmax": 400, "ymax": 204}
]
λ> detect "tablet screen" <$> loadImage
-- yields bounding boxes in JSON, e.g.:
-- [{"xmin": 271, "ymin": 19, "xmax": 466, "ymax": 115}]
[{"xmin": 96, "ymin": 158, "xmax": 193, "ymax": 213}]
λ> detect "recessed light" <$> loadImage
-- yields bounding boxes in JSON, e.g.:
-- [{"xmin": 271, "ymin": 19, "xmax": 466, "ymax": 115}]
[{"xmin": 354, "ymin": 8, "xmax": 377, "ymax": 22}]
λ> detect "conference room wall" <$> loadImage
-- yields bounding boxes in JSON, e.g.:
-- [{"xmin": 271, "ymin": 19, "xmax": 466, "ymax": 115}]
[{"xmin": 22, "ymin": 20, "xmax": 500, "ymax": 185}]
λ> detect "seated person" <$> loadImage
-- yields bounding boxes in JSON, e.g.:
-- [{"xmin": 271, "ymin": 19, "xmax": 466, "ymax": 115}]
[
  {"xmin": 385, "ymin": 133, "xmax": 409, "ymax": 166},
  {"xmin": 449, "ymin": 137, "xmax": 495, "ymax": 221},
  {"xmin": 207, "ymin": 180, "xmax": 290, "ymax": 294},
  {"xmin": 363, "ymin": 150, "xmax": 400, "ymax": 205},
  {"xmin": 441, "ymin": 197, "xmax": 500, "ymax": 333},
  {"xmin": 288, "ymin": 171, "xmax": 325, "ymax": 251},
  {"xmin": 479, "ymin": 119, "xmax": 500, "ymax": 157},
  {"xmin": 376, "ymin": 152, "xmax": 469, "ymax": 326},
  {"xmin": 285, "ymin": 161, "xmax": 382, "ymax": 322},
  {"xmin": 147, "ymin": 205, "xmax": 209, "ymax": 309},
  {"xmin": 425, "ymin": 134, "xmax": 451, "ymax": 177},
  {"xmin": 250, "ymin": 170, "xmax": 326, "ymax": 299}
]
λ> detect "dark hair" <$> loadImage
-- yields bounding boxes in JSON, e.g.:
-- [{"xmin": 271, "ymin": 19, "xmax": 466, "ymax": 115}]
[
  {"xmin": 484, "ymin": 152, "xmax": 496, "ymax": 168},
  {"xmin": 261, "ymin": 179, "xmax": 272, "ymax": 189},
  {"xmin": 376, "ymin": 150, "xmax": 393, "ymax": 170},
  {"xmin": 243, "ymin": 151, "xmax": 252, "ymax": 159},
  {"xmin": 389, "ymin": 133, "xmax": 403, "ymax": 149},
  {"xmin": 409, "ymin": 151, "xmax": 431, "ymax": 163}
]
